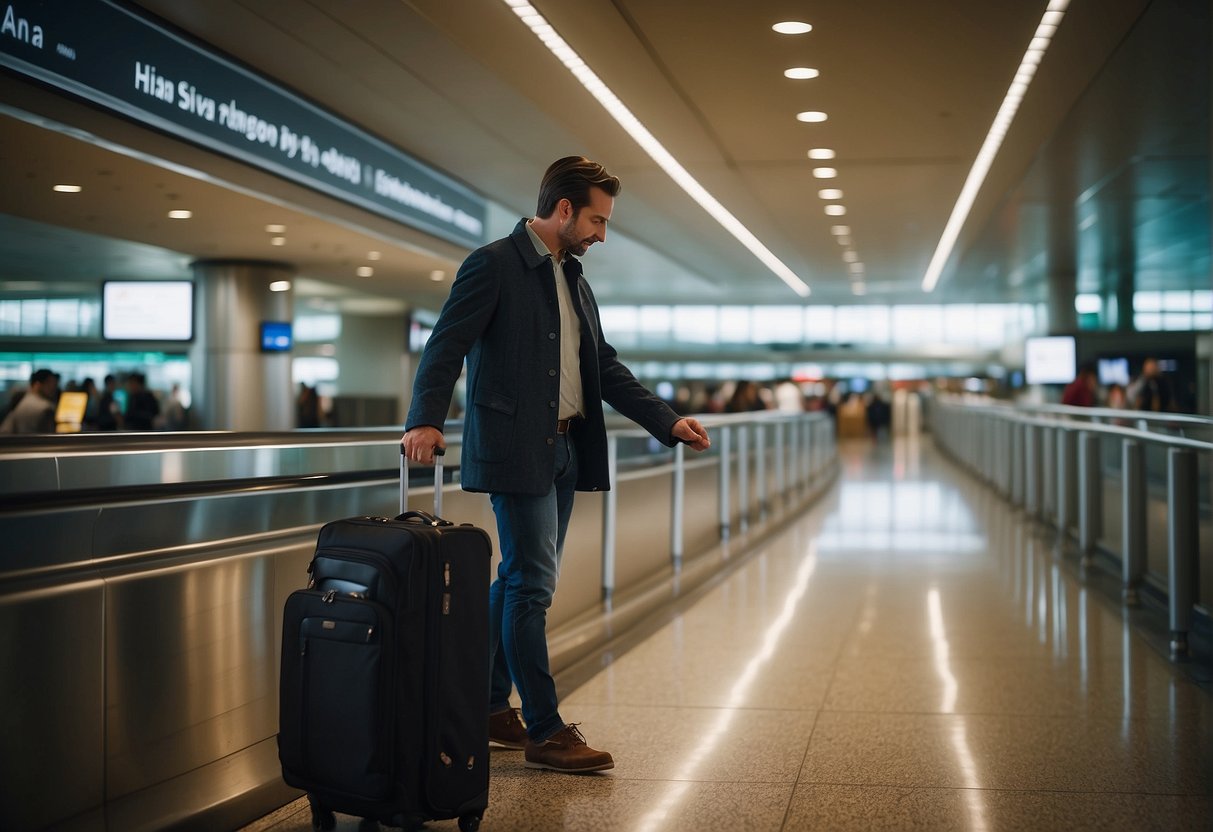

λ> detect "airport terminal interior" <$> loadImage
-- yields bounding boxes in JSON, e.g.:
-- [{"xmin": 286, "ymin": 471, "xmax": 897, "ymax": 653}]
[{"xmin": 1, "ymin": 1, "xmax": 1211, "ymax": 830}]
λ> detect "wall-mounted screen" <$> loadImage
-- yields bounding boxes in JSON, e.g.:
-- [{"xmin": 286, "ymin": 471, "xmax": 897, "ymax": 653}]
[
  {"xmin": 102, "ymin": 281, "xmax": 194, "ymax": 341},
  {"xmin": 1024, "ymin": 335, "xmax": 1076, "ymax": 385},
  {"xmin": 260, "ymin": 321, "xmax": 293, "ymax": 352},
  {"xmin": 1097, "ymin": 357, "xmax": 1130, "ymax": 386}
]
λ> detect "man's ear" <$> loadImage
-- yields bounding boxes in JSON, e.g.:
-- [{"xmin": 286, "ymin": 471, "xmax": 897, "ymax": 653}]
[{"xmin": 557, "ymin": 197, "xmax": 573, "ymax": 221}]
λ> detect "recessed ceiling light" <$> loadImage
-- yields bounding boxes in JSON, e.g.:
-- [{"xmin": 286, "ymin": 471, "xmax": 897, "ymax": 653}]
[
  {"xmin": 269, "ymin": 280, "xmax": 291, "ymax": 292},
  {"xmin": 367, "ymin": 251, "xmax": 382, "ymax": 261},
  {"xmin": 784, "ymin": 67, "xmax": 819, "ymax": 80},
  {"xmin": 848, "ymin": 262, "xmax": 865, "ymax": 274},
  {"xmin": 852, "ymin": 282, "xmax": 867, "ymax": 295},
  {"xmin": 836, "ymin": 236, "xmax": 852, "ymax": 246},
  {"xmin": 818, "ymin": 189, "xmax": 843, "ymax": 200},
  {"xmin": 265, "ymin": 224, "xmax": 286, "ymax": 233},
  {"xmin": 808, "ymin": 148, "xmax": 835, "ymax": 160},
  {"xmin": 843, "ymin": 251, "xmax": 859, "ymax": 263},
  {"xmin": 772, "ymin": 21, "xmax": 812, "ymax": 35},
  {"xmin": 167, "ymin": 210, "xmax": 192, "ymax": 219},
  {"xmin": 812, "ymin": 167, "xmax": 838, "ymax": 179},
  {"xmin": 824, "ymin": 205, "xmax": 847, "ymax": 216},
  {"xmin": 503, "ymin": 0, "xmax": 809, "ymax": 297},
  {"xmin": 270, "ymin": 237, "xmax": 286, "ymax": 246},
  {"xmin": 356, "ymin": 266, "xmax": 374, "ymax": 277},
  {"xmin": 922, "ymin": 0, "xmax": 1071, "ymax": 292},
  {"xmin": 430, "ymin": 270, "xmax": 446, "ymax": 282},
  {"xmin": 796, "ymin": 111, "xmax": 828, "ymax": 123},
  {"xmin": 52, "ymin": 184, "xmax": 82, "ymax": 193},
  {"xmin": 830, "ymin": 225, "xmax": 851, "ymax": 236}
]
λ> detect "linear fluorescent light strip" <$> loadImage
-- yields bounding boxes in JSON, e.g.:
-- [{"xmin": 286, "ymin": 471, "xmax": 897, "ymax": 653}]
[
  {"xmin": 503, "ymin": 0, "xmax": 810, "ymax": 297},
  {"xmin": 921, "ymin": 0, "xmax": 1069, "ymax": 292}
]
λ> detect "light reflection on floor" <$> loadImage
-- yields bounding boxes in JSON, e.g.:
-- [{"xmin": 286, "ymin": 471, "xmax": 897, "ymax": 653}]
[{"xmin": 246, "ymin": 437, "xmax": 1211, "ymax": 832}]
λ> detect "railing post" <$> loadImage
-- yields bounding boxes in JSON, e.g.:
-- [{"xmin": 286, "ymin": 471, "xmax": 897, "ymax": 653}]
[
  {"xmin": 774, "ymin": 420, "xmax": 786, "ymax": 501},
  {"xmin": 1078, "ymin": 431, "xmax": 1100, "ymax": 565},
  {"xmin": 602, "ymin": 433, "xmax": 618, "ymax": 601},
  {"xmin": 788, "ymin": 417, "xmax": 799, "ymax": 490},
  {"xmin": 1166, "ymin": 448, "xmax": 1198, "ymax": 659},
  {"xmin": 1002, "ymin": 419, "xmax": 1014, "ymax": 498},
  {"xmin": 755, "ymin": 424, "xmax": 767, "ymax": 518},
  {"xmin": 1057, "ymin": 429, "xmax": 1077, "ymax": 536},
  {"xmin": 1041, "ymin": 425, "xmax": 1055, "ymax": 522},
  {"xmin": 718, "ymin": 425, "xmax": 732, "ymax": 541},
  {"xmin": 670, "ymin": 440, "xmax": 685, "ymax": 567},
  {"xmin": 738, "ymin": 424, "xmax": 750, "ymax": 533},
  {"xmin": 1121, "ymin": 439, "xmax": 1145, "ymax": 606},
  {"xmin": 1010, "ymin": 421, "xmax": 1024, "ymax": 508},
  {"xmin": 1024, "ymin": 423, "xmax": 1040, "ymax": 518}
]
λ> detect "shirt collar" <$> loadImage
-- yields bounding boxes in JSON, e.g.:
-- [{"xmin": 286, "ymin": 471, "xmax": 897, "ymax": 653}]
[{"xmin": 525, "ymin": 220, "xmax": 563, "ymax": 264}]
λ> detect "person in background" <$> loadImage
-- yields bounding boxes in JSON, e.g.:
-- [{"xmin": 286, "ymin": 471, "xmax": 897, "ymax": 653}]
[
  {"xmin": 1127, "ymin": 357, "xmax": 1172, "ymax": 412},
  {"xmin": 402, "ymin": 156, "xmax": 711, "ymax": 774},
  {"xmin": 0, "ymin": 368, "xmax": 59, "ymax": 433},
  {"xmin": 162, "ymin": 383, "xmax": 189, "ymax": 430},
  {"xmin": 296, "ymin": 382, "xmax": 321, "ymax": 428},
  {"xmin": 1105, "ymin": 383, "xmax": 1127, "ymax": 409},
  {"xmin": 123, "ymin": 372, "xmax": 159, "ymax": 430},
  {"xmin": 724, "ymin": 379, "xmax": 766, "ymax": 413},
  {"xmin": 80, "ymin": 377, "xmax": 100, "ymax": 431},
  {"xmin": 1062, "ymin": 362, "xmax": 1098, "ymax": 407},
  {"xmin": 97, "ymin": 374, "xmax": 122, "ymax": 431}
]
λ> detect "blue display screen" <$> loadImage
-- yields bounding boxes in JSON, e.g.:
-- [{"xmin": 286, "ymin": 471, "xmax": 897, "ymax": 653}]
[{"xmin": 260, "ymin": 321, "xmax": 292, "ymax": 352}]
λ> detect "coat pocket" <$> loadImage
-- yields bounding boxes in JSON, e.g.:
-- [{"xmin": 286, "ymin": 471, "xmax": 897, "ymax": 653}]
[{"xmin": 470, "ymin": 389, "xmax": 515, "ymax": 463}]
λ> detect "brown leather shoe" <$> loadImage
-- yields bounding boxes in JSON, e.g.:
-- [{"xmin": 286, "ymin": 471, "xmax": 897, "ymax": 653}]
[
  {"xmin": 524, "ymin": 723, "xmax": 614, "ymax": 773},
  {"xmin": 488, "ymin": 707, "xmax": 527, "ymax": 750}
]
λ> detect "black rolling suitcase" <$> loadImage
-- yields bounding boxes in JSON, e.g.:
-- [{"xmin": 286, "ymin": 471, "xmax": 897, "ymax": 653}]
[{"xmin": 279, "ymin": 448, "xmax": 491, "ymax": 832}]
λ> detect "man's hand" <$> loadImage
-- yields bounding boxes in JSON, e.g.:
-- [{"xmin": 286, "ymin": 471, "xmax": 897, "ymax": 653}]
[
  {"xmin": 671, "ymin": 417, "xmax": 711, "ymax": 451},
  {"xmin": 401, "ymin": 426, "xmax": 445, "ymax": 465}
]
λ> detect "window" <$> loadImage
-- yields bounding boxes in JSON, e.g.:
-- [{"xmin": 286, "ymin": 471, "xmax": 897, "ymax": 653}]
[
  {"xmin": 752, "ymin": 307, "xmax": 803, "ymax": 343},
  {"xmin": 804, "ymin": 306, "xmax": 835, "ymax": 344}
]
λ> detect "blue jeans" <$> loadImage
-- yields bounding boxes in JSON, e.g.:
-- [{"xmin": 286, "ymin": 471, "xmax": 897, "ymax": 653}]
[{"xmin": 488, "ymin": 432, "xmax": 578, "ymax": 743}]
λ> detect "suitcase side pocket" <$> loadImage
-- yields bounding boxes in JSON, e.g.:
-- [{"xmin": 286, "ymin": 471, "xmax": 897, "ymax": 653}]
[{"xmin": 280, "ymin": 592, "xmax": 396, "ymax": 802}]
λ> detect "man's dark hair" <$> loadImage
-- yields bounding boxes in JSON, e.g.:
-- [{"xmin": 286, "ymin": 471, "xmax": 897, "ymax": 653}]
[
  {"xmin": 535, "ymin": 156, "xmax": 621, "ymax": 219},
  {"xmin": 30, "ymin": 368, "xmax": 54, "ymax": 385}
]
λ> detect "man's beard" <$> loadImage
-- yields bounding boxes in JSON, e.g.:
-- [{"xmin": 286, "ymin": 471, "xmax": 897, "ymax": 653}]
[{"xmin": 558, "ymin": 217, "xmax": 593, "ymax": 256}]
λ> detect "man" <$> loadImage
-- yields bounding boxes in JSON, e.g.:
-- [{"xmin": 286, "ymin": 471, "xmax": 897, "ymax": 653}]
[
  {"xmin": 0, "ymin": 368, "xmax": 59, "ymax": 433},
  {"xmin": 1127, "ymin": 357, "xmax": 1172, "ymax": 412},
  {"xmin": 402, "ymin": 156, "xmax": 711, "ymax": 773},
  {"xmin": 1061, "ymin": 362, "xmax": 1097, "ymax": 407}
]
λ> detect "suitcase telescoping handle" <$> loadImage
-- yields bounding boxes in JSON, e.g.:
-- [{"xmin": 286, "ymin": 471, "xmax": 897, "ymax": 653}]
[{"xmin": 399, "ymin": 444, "xmax": 445, "ymax": 518}]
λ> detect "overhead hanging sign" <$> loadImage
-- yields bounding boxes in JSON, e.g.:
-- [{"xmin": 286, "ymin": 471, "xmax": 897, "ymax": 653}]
[{"xmin": 0, "ymin": 0, "xmax": 486, "ymax": 248}]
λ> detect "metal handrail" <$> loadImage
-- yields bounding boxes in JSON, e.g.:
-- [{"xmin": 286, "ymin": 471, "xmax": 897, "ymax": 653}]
[{"xmin": 930, "ymin": 397, "xmax": 1210, "ymax": 660}]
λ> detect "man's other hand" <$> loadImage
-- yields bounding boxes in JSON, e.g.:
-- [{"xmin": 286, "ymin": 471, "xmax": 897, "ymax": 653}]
[
  {"xmin": 671, "ymin": 418, "xmax": 711, "ymax": 451},
  {"xmin": 401, "ymin": 426, "xmax": 445, "ymax": 465}
]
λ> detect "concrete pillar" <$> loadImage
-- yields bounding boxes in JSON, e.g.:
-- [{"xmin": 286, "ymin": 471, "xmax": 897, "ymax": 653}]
[
  {"xmin": 189, "ymin": 260, "xmax": 294, "ymax": 431},
  {"xmin": 333, "ymin": 313, "xmax": 410, "ymax": 426},
  {"xmin": 1046, "ymin": 269, "xmax": 1077, "ymax": 334}
]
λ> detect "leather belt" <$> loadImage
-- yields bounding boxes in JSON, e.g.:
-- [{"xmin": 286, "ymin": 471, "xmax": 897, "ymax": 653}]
[{"xmin": 556, "ymin": 417, "xmax": 580, "ymax": 434}]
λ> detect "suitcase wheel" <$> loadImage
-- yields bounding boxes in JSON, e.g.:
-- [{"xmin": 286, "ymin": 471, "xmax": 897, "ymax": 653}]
[
  {"xmin": 458, "ymin": 813, "xmax": 482, "ymax": 832},
  {"xmin": 306, "ymin": 794, "xmax": 336, "ymax": 831}
]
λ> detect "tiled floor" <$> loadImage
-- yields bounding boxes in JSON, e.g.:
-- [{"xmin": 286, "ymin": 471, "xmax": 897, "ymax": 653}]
[{"xmin": 246, "ymin": 436, "xmax": 1212, "ymax": 831}]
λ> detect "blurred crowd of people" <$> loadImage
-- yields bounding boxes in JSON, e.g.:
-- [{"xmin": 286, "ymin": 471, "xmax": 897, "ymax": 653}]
[
  {"xmin": 0, "ymin": 368, "xmax": 190, "ymax": 434},
  {"xmin": 1061, "ymin": 357, "xmax": 1178, "ymax": 412},
  {"xmin": 667, "ymin": 377, "xmax": 902, "ymax": 439}
]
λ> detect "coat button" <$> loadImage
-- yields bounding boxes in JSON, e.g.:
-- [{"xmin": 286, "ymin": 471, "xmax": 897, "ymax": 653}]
[
  {"xmin": 548, "ymin": 369, "xmax": 557, "ymax": 377},
  {"xmin": 549, "ymin": 401, "xmax": 557, "ymax": 408},
  {"xmin": 546, "ymin": 438, "xmax": 554, "ymax": 445},
  {"xmin": 548, "ymin": 332, "xmax": 556, "ymax": 340}
]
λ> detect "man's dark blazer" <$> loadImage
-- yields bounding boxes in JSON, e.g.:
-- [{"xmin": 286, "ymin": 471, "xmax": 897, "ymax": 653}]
[{"xmin": 406, "ymin": 219, "xmax": 681, "ymax": 496}]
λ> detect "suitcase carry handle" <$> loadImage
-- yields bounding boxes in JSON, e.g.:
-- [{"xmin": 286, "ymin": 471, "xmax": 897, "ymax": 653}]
[
  {"xmin": 395, "ymin": 509, "xmax": 453, "ymax": 527},
  {"xmin": 400, "ymin": 444, "xmax": 445, "ymax": 518}
]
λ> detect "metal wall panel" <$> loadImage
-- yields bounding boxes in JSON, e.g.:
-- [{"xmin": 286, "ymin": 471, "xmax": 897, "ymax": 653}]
[{"xmin": 0, "ymin": 581, "xmax": 105, "ymax": 832}]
